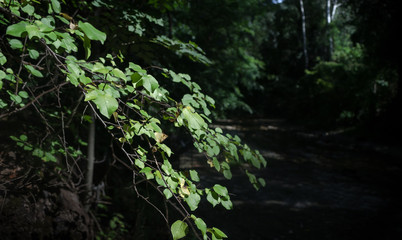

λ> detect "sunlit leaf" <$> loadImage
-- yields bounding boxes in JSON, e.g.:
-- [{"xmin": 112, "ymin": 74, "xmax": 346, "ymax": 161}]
[
  {"xmin": 212, "ymin": 227, "xmax": 228, "ymax": 239},
  {"xmin": 0, "ymin": 52, "xmax": 7, "ymax": 65},
  {"xmin": 157, "ymin": 143, "xmax": 172, "ymax": 157},
  {"xmin": 51, "ymin": 0, "xmax": 61, "ymax": 13},
  {"xmin": 194, "ymin": 217, "xmax": 207, "ymax": 235},
  {"xmin": 140, "ymin": 167, "xmax": 154, "ymax": 179},
  {"xmin": 206, "ymin": 190, "xmax": 219, "ymax": 207},
  {"xmin": 180, "ymin": 106, "xmax": 206, "ymax": 130},
  {"xmin": 21, "ymin": 4, "xmax": 35, "ymax": 15},
  {"xmin": 142, "ymin": 74, "xmax": 159, "ymax": 93},
  {"xmin": 9, "ymin": 39, "xmax": 23, "ymax": 50},
  {"xmin": 28, "ymin": 49, "xmax": 40, "ymax": 59},
  {"xmin": 185, "ymin": 192, "xmax": 201, "ymax": 211},
  {"xmin": 85, "ymin": 89, "xmax": 118, "ymax": 118},
  {"xmin": 111, "ymin": 68, "xmax": 126, "ymax": 81},
  {"xmin": 18, "ymin": 91, "xmax": 29, "ymax": 99},
  {"xmin": 26, "ymin": 24, "xmax": 42, "ymax": 39},
  {"xmin": 163, "ymin": 188, "xmax": 173, "ymax": 199},
  {"xmin": 171, "ymin": 220, "xmax": 188, "ymax": 240},
  {"xmin": 189, "ymin": 170, "xmax": 200, "ymax": 182},
  {"xmin": 78, "ymin": 21, "xmax": 106, "ymax": 44},
  {"xmin": 213, "ymin": 184, "xmax": 228, "ymax": 196},
  {"xmin": 25, "ymin": 65, "xmax": 44, "ymax": 78},
  {"xmin": 6, "ymin": 21, "xmax": 28, "ymax": 37}
]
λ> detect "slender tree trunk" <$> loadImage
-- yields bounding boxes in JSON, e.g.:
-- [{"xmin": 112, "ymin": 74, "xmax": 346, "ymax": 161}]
[
  {"xmin": 326, "ymin": 0, "xmax": 339, "ymax": 60},
  {"xmin": 326, "ymin": 0, "xmax": 333, "ymax": 59},
  {"xmin": 299, "ymin": 0, "xmax": 308, "ymax": 69},
  {"xmin": 85, "ymin": 110, "xmax": 95, "ymax": 210}
]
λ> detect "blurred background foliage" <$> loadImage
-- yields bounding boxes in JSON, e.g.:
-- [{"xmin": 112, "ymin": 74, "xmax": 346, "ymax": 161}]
[{"xmin": 66, "ymin": 0, "xmax": 400, "ymax": 132}]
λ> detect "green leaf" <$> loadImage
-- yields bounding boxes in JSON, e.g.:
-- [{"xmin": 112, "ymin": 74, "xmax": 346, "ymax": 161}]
[
  {"xmin": 213, "ymin": 184, "xmax": 228, "ymax": 196},
  {"xmin": 250, "ymin": 155, "xmax": 261, "ymax": 169},
  {"xmin": 212, "ymin": 227, "xmax": 228, "ymax": 239},
  {"xmin": 157, "ymin": 143, "xmax": 172, "ymax": 157},
  {"xmin": 185, "ymin": 192, "xmax": 201, "ymax": 211},
  {"xmin": 67, "ymin": 61, "xmax": 81, "ymax": 76},
  {"xmin": 55, "ymin": 15, "xmax": 69, "ymax": 24},
  {"xmin": 9, "ymin": 92, "xmax": 22, "ymax": 104},
  {"xmin": 142, "ymin": 74, "xmax": 159, "ymax": 93},
  {"xmin": 148, "ymin": 121, "xmax": 162, "ymax": 133},
  {"xmin": 161, "ymin": 160, "xmax": 173, "ymax": 175},
  {"xmin": 129, "ymin": 62, "xmax": 147, "ymax": 73},
  {"xmin": 23, "ymin": 145, "xmax": 33, "ymax": 151},
  {"xmin": 92, "ymin": 62, "xmax": 110, "ymax": 74},
  {"xmin": 83, "ymin": 34, "xmax": 91, "ymax": 59},
  {"xmin": 180, "ymin": 106, "xmax": 206, "ymax": 130},
  {"xmin": 194, "ymin": 217, "xmax": 207, "ymax": 235},
  {"xmin": 6, "ymin": 21, "xmax": 28, "ymax": 37},
  {"xmin": 60, "ymin": 36, "xmax": 78, "ymax": 52},
  {"xmin": 220, "ymin": 197, "xmax": 233, "ymax": 210},
  {"xmin": 163, "ymin": 188, "xmax": 173, "ymax": 199},
  {"xmin": 21, "ymin": 4, "xmax": 35, "ymax": 15},
  {"xmin": 258, "ymin": 178, "xmax": 266, "ymax": 187},
  {"xmin": 212, "ymin": 158, "xmax": 220, "ymax": 171},
  {"xmin": 140, "ymin": 167, "xmax": 154, "ymax": 180},
  {"xmin": 43, "ymin": 152, "xmax": 58, "ymax": 162},
  {"xmin": 182, "ymin": 94, "xmax": 199, "ymax": 108},
  {"xmin": 166, "ymin": 176, "xmax": 179, "ymax": 190},
  {"xmin": 19, "ymin": 134, "xmax": 28, "ymax": 142},
  {"xmin": 135, "ymin": 159, "xmax": 145, "ymax": 169},
  {"xmin": 40, "ymin": 17, "xmax": 55, "ymax": 32},
  {"xmin": 189, "ymin": 170, "xmax": 200, "ymax": 182},
  {"xmin": 223, "ymin": 169, "xmax": 232, "ymax": 180},
  {"xmin": 78, "ymin": 21, "xmax": 106, "ymax": 44},
  {"xmin": 111, "ymin": 68, "xmax": 126, "ymax": 81},
  {"xmin": 10, "ymin": 136, "xmax": 19, "ymax": 142},
  {"xmin": 8, "ymin": 39, "xmax": 23, "ymax": 50},
  {"xmin": 25, "ymin": 24, "xmax": 42, "ymax": 39},
  {"xmin": 171, "ymin": 220, "xmax": 188, "ymax": 240},
  {"xmin": 66, "ymin": 74, "xmax": 79, "ymax": 86},
  {"xmin": 227, "ymin": 143, "xmax": 238, "ymax": 161},
  {"xmin": 0, "ymin": 99, "xmax": 7, "ymax": 108},
  {"xmin": 0, "ymin": 52, "xmax": 7, "ymax": 65},
  {"xmin": 18, "ymin": 91, "xmax": 29, "ymax": 99},
  {"xmin": 28, "ymin": 49, "xmax": 40, "ymax": 59},
  {"xmin": 131, "ymin": 72, "xmax": 142, "ymax": 84},
  {"xmin": 79, "ymin": 75, "xmax": 92, "ymax": 85},
  {"xmin": 32, "ymin": 148, "xmax": 44, "ymax": 157},
  {"xmin": 85, "ymin": 89, "xmax": 118, "ymax": 118},
  {"xmin": 206, "ymin": 190, "xmax": 220, "ymax": 207},
  {"xmin": 51, "ymin": 0, "xmax": 61, "ymax": 13},
  {"xmin": 24, "ymin": 65, "xmax": 44, "ymax": 78}
]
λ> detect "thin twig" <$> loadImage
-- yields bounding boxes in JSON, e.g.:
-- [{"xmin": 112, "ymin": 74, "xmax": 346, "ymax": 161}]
[{"xmin": 0, "ymin": 81, "xmax": 68, "ymax": 119}]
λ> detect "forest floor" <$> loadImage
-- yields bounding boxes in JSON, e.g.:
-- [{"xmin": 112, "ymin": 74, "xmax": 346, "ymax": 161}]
[{"xmin": 178, "ymin": 118, "xmax": 402, "ymax": 240}]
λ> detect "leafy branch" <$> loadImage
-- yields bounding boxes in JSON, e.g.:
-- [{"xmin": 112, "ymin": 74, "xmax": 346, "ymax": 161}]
[{"xmin": 0, "ymin": 1, "xmax": 266, "ymax": 239}]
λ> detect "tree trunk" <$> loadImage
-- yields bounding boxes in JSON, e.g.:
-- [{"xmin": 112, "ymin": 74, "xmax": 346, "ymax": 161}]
[
  {"xmin": 85, "ymin": 110, "xmax": 95, "ymax": 210},
  {"xmin": 326, "ymin": 0, "xmax": 339, "ymax": 60},
  {"xmin": 299, "ymin": 0, "xmax": 308, "ymax": 69}
]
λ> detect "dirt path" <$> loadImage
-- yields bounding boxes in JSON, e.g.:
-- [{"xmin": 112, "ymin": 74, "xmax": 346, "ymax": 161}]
[{"xmin": 180, "ymin": 119, "xmax": 402, "ymax": 240}]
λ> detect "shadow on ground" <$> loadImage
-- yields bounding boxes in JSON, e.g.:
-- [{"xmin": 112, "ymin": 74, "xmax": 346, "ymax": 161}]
[{"xmin": 179, "ymin": 119, "xmax": 402, "ymax": 240}]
